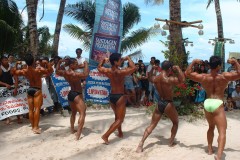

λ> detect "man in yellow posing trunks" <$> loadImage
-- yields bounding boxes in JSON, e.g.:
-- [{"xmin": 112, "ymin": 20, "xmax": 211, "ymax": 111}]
[{"xmin": 185, "ymin": 56, "xmax": 240, "ymax": 160}]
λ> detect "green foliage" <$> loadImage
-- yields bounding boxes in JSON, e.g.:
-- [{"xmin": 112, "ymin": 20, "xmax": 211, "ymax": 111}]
[{"xmin": 64, "ymin": 1, "xmax": 156, "ymax": 53}]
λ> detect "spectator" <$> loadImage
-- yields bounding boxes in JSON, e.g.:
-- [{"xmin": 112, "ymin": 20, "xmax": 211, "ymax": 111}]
[
  {"xmin": 0, "ymin": 56, "xmax": 21, "ymax": 124},
  {"xmin": 231, "ymin": 84, "xmax": 240, "ymax": 109},
  {"xmin": 139, "ymin": 63, "xmax": 149, "ymax": 106},
  {"xmin": 8, "ymin": 54, "xmax": 15, "ymax": 68},
  {"xmin": 224, "ymin": 96, "xmax": 234, "ymax": 111},
  {"xmin": 133, "ymin": 63, "xmax": 141, "ymax": 106},
  {"xmin": 75, "ymin": 48, "xmax": 86, "ymax": 73},
  {"xmin": 147, "ymin": 57, "xmax": 156, "ymax": 101}
]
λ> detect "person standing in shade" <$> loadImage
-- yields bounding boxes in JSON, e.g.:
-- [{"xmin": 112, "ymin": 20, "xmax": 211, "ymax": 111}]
[
  {"xmin": 56, "ymin": 58, "xmax": 89, "ymax": 140},
  {"xmin": 98, "ymin": 54, "xmax": 136, "ymax": 144},
  {"xmin": 12, "ymin": 54, "xmax": 53, "ymax": 134},
  {"xmin": 136, "ymin": 61, "xmax": 185, "ymax": 152},
  {"xmin": 185, "ymin": 56, "xmax": 240, "ymax": 160}
]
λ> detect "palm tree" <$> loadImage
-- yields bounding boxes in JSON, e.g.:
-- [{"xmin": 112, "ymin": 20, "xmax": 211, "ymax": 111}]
[
  {"xmin": 145, "ymin": 0, "xmax": 187, "ymax": 67},
  {"xmin": 207, "ymin": 0, "xmax": 240, "ymax": 71},
  {"xmin": 64, "ymin": 0, "xmax": 155, "ymax": 53},
  {"xmin": 26, "ymin": 0, "xmax": 39, "ymax": 57},
  {"xmin": 52, "ymin": 0, "xmax": 67, "ymax": 57},
  {"xmin": 0, "ymin": 0, "xmax": 23, "ymax": 55}
]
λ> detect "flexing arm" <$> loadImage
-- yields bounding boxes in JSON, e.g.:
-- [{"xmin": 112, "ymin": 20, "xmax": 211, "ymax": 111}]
[
  {"xmin": 97, "ymin": 58, "xmax": 110, "ymax": 74},
  {"xmin": 119, "ymin": 56, "xmax": 136, "ymax": 76},
  {"xmin": 148, "ymin": 66, "xmax": 157, "ymax": 83},
  {"xmin": 55, "ymin": 59, "xmax": 66, "ymax": 76},
  {"xmin": 223, "ymin": 58, "xmax": 240, "ymax": 81},
  {"xmin": 170, "ymin": 66, "xmax": 185, "ymax": 85},
  {"xmin": 185, "ymin": 59, "xmax": 203, "ymax": 82},
  {"xmin": 74, "ymin": 61, "xmax": 90, "ymax": 79}
]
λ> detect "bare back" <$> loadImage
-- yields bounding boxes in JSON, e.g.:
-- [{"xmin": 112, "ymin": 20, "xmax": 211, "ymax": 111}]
[
  {"xmin": 199, "ymin": 73, "xmax": 228, "ymax": 100},
  {"xmin": 21, "ymin": 67, "xmax": 47, "ymax": 88},
  {"xmin": 153, "ymin": 73, "xmax": 180, "ymax": 100}
]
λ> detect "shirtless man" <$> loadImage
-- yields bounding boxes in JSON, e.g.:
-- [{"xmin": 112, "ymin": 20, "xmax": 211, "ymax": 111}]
[
  {"xmin": 56, "ymin": 58, "xmax": 89, "ymax": 140},
  {"xmin": 185, "ymin": 56, "xmax": 240, "ymax": 160},
  {"xmin": 12, "ymin": 54, "xmax": 53, "ymax": 134},
  {"xmin": 97, "ymin": 53, "xmax": 136, "ymax": 144},
  {"xmin": 136, "ymin": 61, "xmax": 185, "ymax": 152}
]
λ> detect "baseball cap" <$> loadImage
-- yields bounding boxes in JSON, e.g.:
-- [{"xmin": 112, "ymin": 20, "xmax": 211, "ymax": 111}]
[{"xmin": 64, "ymin": 56, "xmax": 71, "ymax": 59}]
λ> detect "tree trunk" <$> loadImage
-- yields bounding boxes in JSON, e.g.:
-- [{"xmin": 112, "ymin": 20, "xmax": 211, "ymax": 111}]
[
  {"xmin": 169, "ymin": 0, "xmax": 186, "ymax": 68},
  {"xmin": 214, "ymin": 0, "xmax": 225, "ymax": 71},
  {"xmin": 26, "ymin": 0, "xmax": 39, "ymax": 57},
  {"xmin": 52, "ymin": 0, "xmax": 67, "ymax": 57}
]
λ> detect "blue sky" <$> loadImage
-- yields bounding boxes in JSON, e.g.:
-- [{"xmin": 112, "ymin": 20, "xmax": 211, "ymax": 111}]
[{"xmin": 15, "ymin": 0, "xmax": 240, "ymax": 63}]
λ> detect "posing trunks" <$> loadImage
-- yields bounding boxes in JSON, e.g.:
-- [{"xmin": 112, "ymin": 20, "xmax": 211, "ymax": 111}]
[
  {"xmin": 204, "ymin": 99, "xmax": 223, "ymax": 112},
  {"xmin": 109, "ymin": 94, "xmax": 124, "ymax": 105},
  {"xmin": 67, "ymin": 90, "xmax": 82, "ymax": 102},
  {"xmin": 158, "ymin": 99, "xmax": 173, "ymax": 114},
  {"xmin": 27, "ymin": 87, "xmax": 41, "ymax": 97}
]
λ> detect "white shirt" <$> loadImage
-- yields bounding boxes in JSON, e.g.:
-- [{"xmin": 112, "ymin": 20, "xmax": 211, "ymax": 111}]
[{"xmin": 76, "ymin": 56, "xmax": 86, "ymax": 72}]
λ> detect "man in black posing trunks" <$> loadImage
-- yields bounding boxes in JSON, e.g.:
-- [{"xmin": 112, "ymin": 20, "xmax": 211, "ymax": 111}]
[
  {"xmin": 56, "ymin": 58, "xmax": 89, "ymax": 140},
  {"xmin": 98, "ymin": 54, "xmax": 136, "ymax": 144},
  {"xmin": 136, "ymin": 61, "xmax": 185, "ymax": 152}
]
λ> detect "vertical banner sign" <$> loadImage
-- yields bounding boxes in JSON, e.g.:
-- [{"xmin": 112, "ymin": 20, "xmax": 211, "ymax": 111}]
[
  {"xmin": 51, "ymin": 74, "xmax": 70, "ymax": 108},
  {"xmin": 85, "ymin": 66, "xmax": 111, "ymax": 104},
  {"xmin": 214, "ymin": 41, "xmax": 224, "ymax": 57},
  {"xmin": 89, "ymin": 0, "xmax": 123, "ymax": 63},
  {"xmin": 214, "ymin": 41, "xmax": 224, "ymax": 70}
]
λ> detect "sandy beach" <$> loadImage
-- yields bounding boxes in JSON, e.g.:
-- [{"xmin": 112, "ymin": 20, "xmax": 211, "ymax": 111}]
[{"xmin": 0, "ymin": 107, "xmax": 239, "ymax": 160}]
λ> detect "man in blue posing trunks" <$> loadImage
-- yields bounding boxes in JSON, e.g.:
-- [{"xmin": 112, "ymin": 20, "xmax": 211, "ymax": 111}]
[
  {"xmin": 98, "ymin": 54, "xmax": 136, "ymax": 144},
  {"xmin": 185, "ymin": 56, "xmax": 240, "ymax": 160},
  {"xmin": 136, "ymin": 61, "xmax": 185, "ymax": 152},
  {"xmin": 56, "ymin": 58, "xmax": 89, "ymax": 140}
]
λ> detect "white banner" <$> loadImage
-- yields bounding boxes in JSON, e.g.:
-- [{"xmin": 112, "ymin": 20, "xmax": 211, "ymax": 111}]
[{"xmin": 0, "ymin": 78, "xmax": 53, "ymax": 120}]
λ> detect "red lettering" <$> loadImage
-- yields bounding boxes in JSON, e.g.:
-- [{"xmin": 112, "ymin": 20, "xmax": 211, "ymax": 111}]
[{"xmin": 88, "ymin": 89, "xmax": 107, "ymax": 95}]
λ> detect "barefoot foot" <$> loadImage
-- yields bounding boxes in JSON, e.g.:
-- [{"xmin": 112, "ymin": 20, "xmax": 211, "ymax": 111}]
[
  {"xmin": 32, "ymin": 128, "xmax": 41, "ymax": 134},
  {"xmin": 117, "ymin": 132, "xmax": 123, "ymax": 138},
  {"xmin": 71, "ymin": 129, "xmax": 77, "ymax": 134},
  {"xmin": 207, "ymin": 146, "xmax": 214, "ymax": 155},
  {"xmin": 168, "ymin": 141, "xmax": 177, "ymax": 147},
  {"xmin": 136, "ymin": 145, "xmax": 143, "ymax": 153},
  {"xmin": 101, "ymin": 135, "xmax": 109, "ymax": 145},
  {"xmin": 75, "ymin": 132, "xmax": 81, "ymax": 140}
]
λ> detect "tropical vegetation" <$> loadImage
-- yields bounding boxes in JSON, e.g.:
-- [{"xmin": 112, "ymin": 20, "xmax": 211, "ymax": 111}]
[{"xmin": 64, "ymin": 0, "xmax": 156, "ymax": 53}]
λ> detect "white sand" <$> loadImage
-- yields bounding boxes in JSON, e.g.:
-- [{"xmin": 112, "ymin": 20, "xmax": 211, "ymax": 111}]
[{"xmin": 0, "ymin": 107, "xmax": 240, "ymax": 160}]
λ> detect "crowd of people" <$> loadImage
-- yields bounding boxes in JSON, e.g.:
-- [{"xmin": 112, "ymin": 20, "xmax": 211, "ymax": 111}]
[{"xmin": 1, "ymin": 51, "xmax": 240, "ymax": 160}]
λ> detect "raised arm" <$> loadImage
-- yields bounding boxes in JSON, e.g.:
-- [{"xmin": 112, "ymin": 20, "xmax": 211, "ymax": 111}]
[
  {"xmin": 97, "ymin": 58, "xmax": 110, "ymax": 74},
  {"xmin": 148, "ymin": 65, "xmax": 157, "ymax": 83},
  {"xmin": 223, "ymin": 58, "xmax": 240, "ymax": 81},
  {"xmin": 74, "ymin": 61, "xmax": 90, "ymax": 79},
  {"xmin": 55, "ymin": 59, "xmax": 66, "ymax": 76},
  {"xmin": 11, "ymin": 61, "xmax": 26, "ymax": 76},
  {"xmin": 118, "ymin": 56, "xmax": 136, "ymax": 76},
  {"xmin": 185, "ymin": 59, "xmax": 204, "ymax": 82},
  {"xmin": 169, "ymin": 65, "xmax": 185, "ymax": 85}
]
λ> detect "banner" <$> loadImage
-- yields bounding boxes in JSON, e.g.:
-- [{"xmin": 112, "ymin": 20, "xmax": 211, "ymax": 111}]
[
  {"xmin": 85, "ymin": 66, "xmax": 111, "ymax": 104},
  {"xmin": 214, "ymin": 41, "xmax": 224, "ymax": 57},
  {"xmin": 51, "ymin": 74, "xmax": 70, "ymax": 108},
  {"xmin": 89, "ymin": 0, "xmax": 123, "ymax": 63},
  {"xmin": 0, "ymin": 79, "xmax": 53, "ymax": 120}
]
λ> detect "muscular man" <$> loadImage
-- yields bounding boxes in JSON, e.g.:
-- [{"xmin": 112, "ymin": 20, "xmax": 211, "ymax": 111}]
[
  {"xmin": 185, "ymin": 56, "xmax": 240, "ymax": 160},
  {"xmin": 56, "ymin": 58, "xmax": 89, "ymax": 140},
  {"xmin": 12, "ymin": 54, "xmax": 53, "ymax": 134},
  {"xmin": 97, "ymin": 53, "xmax": 136, "ymax": 144},
  {"xmin": 136, "ymin": 61, "xmax": 185, "ymax": 152}
]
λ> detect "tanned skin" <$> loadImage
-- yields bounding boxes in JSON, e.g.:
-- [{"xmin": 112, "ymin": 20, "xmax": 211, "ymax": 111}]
[
  {"xmin": 136, "ymin": 64, "xmax": 185, "ymax": 153},
  {"xmin": 12, "ymin": 59, "xmax": 53, "ymax": 134},
  {"xmin": 56, "ymin": 59, "xmax": 89, "ymax": 140},
  {"xmin": 97, "ymin": 56, "xmax": 136, "ymax": 144},
  {"xmin": 185, "ymin": 58, "xmax": 240, "ymax": 160}
]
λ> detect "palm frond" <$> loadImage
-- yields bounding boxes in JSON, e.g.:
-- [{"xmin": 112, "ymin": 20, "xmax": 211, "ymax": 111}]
[
  {"xmin": 206, "ymin": 0, "xmax": 214, "ymax": 9},
  {"xmin": 65, "ymin": 0, "xmax": 95, "ymax": 30},
  {"xmin": 121, "ymin": 28, "xmax": 155, "ymax": 53},
  {"xmin": 63, "ymin": 23, "xmax": 91, "ymax": 50},
  {"xmin": 0, "ymin": 20, "xmax": 16, "ymax": 33},
  {"xmin": 123, "ymin": 2, "xmax": 141, "ymax": 36}
]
